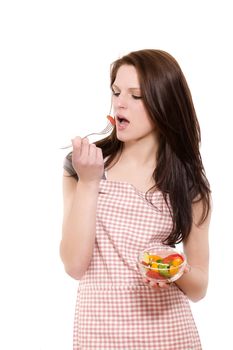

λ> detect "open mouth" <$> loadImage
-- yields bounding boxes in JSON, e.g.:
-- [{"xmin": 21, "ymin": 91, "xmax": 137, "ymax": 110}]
[{"xmin": 117, "ymin": 116, "xmax": 130, "ymax": 124}]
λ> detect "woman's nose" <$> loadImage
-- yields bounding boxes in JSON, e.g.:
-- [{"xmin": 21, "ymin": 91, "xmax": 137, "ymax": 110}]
[{"xmin": 116, "ymin": 93, "xmax": 128, "ymax": 108}]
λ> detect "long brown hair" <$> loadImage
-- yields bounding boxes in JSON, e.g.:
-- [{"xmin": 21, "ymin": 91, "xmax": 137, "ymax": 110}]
[{"xmin": 68, "ymin": 49, "xmax": 211, "ymax": 246}]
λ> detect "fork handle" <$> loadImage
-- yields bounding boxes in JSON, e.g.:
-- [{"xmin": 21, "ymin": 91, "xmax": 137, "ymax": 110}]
[
  {"xmin": 60, "ymin": 135, "xmax": 92, "ymax": 149},
  {"xmin": 60, "ymin": 144, "xmax": 72, "ymax": 149}
]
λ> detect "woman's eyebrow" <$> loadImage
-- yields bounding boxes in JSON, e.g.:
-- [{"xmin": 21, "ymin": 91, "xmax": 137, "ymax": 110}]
[{"xmin": 112, "ymin": 84, "xmax": 141, "ymax": 92}]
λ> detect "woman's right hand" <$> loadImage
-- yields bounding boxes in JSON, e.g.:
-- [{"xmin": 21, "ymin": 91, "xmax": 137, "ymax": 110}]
[{"xmin": 71, "ymin": 136, "xmax": 104, "ymax": 184}]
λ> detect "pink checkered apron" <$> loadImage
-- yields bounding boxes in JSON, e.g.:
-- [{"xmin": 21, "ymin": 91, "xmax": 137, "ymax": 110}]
[{"xmin": 73, "ymin": 177, "xmax": 202, "ymax": 349}]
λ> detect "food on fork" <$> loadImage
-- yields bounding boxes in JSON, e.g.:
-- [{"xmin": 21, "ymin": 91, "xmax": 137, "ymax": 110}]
[{"xmin": 107, "ymin": 115, "xmax": 116, "ymax": 125}]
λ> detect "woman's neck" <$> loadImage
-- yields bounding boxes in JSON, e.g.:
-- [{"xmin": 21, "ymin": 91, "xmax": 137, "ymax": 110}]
[{"xmin": 119, "ymin": 134, "xmax": 159, "ymax": 168}]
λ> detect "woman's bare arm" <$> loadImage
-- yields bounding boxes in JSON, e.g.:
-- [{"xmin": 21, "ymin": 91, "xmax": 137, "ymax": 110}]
[
  {"xmin": 174, "ymin": 199, "xmax": 212, "ymax": 302},
  {"xmin": 146, "ymin": 198, "xmax": 211, "ymax": 302},
  {"xmin": 60, "ymin": 173, "xmax": 100, "ymax": 279},
  {"xmin": 60, "ymin": 137, "xmax": 104, "ymax": 279}
]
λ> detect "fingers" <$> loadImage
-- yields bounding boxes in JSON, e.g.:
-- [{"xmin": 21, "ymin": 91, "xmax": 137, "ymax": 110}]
[
  {"xmin": 184, "ymin": 264, "xmax": 191, "ymax": 273},
  {"xmin": 70, "ymin": 136, "xmax": 104, "ymax": 182},
  {"xmin": 71, "ymin": 136, "xmax": 82, "ymax": 157},
  {"xmin": 80, "ymin": 137, "xmax": 90, "ymax": 159},
  {"xmin": 158, "ymin": 281, "xmax": 170, "ymax": 289},
  {"xmin": 71, "ymin": 136, "xmax": 99, "ymax": 160},
  {"xmin": 88, "ymin": 142, "xmax": 98, "ymax": 159},
  {"xmin": 143, "ymin": 278, "xmax": 171, "ymax": 290},
  {"xmin": 96, "ymin": 146, "xmax": 104, "ymax": 162},
  {"xmin": 149, "ymin": 280, "xmax": 160, "ymax": 289}
]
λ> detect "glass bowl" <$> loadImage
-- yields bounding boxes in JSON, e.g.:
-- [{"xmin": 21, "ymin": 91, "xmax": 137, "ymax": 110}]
[{"xmin": 138, "ymin": 248, "xmax": 187, "ymax": 283}]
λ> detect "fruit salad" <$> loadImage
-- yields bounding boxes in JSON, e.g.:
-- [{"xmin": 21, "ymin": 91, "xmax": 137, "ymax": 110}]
[{"xmin": 138, "ymin": 249, "xmax": 186, "ymax": 283}]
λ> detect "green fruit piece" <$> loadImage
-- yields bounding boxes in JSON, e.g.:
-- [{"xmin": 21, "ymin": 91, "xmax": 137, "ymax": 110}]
[{"xmin": 158, "ymin": 263, "xmax": 170, "ymax": 278}]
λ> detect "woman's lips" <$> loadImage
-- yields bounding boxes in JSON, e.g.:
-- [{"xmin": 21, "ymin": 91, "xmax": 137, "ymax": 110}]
[
  {"xmin": 116, "ymin": 115, "xmax": 130, "ymax": 130},
  {"xmin": 116, "ymin": 115, "xmax": 130, "ymax": 123}
]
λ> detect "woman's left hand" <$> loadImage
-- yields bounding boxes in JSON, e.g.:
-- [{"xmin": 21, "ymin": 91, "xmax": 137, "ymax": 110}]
[{"xmin": 143, "ymin": 264, "xmax": 191, "ymax": 290}]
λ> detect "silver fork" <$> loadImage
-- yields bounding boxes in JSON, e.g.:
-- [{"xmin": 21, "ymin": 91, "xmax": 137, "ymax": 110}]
[{"xmin": 60, "ymin": 121, "xmax": 114, "ymax": 149}]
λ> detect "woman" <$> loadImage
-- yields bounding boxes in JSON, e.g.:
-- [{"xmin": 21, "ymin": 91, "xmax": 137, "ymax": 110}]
[{"xmin": 60, "ymin": 49, "xmax": 211, "ymax": 349}]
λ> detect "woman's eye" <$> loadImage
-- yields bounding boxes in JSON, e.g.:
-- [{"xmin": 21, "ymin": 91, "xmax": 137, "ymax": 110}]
[
  {"xmin": 112, "ymin": 91, "xmax": 120, "ymax": 97},
  {"xmin": 132, "ymin": 95, "xmax": 142, "ymax": 100},
  {"xmin": 112, "ymin": 91, "xmax": 142, "ymax": 99}
]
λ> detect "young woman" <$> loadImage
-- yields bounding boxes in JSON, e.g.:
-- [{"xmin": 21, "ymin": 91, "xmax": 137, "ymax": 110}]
[{"xmin": 60, "ymin": 49, "xmax": 211, "ymax": 349}]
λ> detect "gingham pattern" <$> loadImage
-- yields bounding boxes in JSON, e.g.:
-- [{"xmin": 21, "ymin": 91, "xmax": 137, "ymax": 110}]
[{"xmin": 73, "ymin": 178, "xmax": 202, "ymax": 350}]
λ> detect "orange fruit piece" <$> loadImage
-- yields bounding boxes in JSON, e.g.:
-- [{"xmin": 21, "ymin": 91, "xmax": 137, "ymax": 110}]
[
  {"xmin": 149, "ymin": 255, "xmax": 162, "ymax": 262},
  {"xmin": 172, "ymin": 257, "xmax": 183, "ymax": 267},
  {"xmin": 151, "ymin": 262, "xmax": 158, "ymax": 269},
  {"xmin": 169, "ymin": 265, "xmax": 179, "ymax": 276}
]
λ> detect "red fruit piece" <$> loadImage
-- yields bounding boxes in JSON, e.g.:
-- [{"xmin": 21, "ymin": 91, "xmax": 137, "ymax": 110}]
[
  {"xmin": 107, "ymin": 115, "xmax": 116, "ymax": 125},
  {"xmin": 162, "ymin": 253, "xmax": 184, "ymax": 265},
  {"xmin": 146, "ymin": 270, "xmax": 166, "ymax": 280}
]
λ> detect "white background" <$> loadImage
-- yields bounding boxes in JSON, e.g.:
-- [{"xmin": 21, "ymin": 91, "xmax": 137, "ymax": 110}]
[{"xmin": 0, "ymin": 1, "xmax": 232, "ymax": 349}]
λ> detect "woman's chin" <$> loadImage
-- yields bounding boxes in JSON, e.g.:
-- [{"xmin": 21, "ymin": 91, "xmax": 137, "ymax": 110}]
[{"xmin": 116, "ymin": 135, "xmax": 132, "ymax": 143}]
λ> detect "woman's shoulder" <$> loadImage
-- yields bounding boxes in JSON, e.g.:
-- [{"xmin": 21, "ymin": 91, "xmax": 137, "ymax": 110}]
[{"xmin": 63, "ymin": 152, "xmax": 76, "ymax": 176}]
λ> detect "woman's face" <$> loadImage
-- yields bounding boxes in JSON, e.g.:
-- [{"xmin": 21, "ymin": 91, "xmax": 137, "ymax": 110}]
[{"xmin": 112, "ymin": 64, "xmax": 156, "ymax": 142}]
